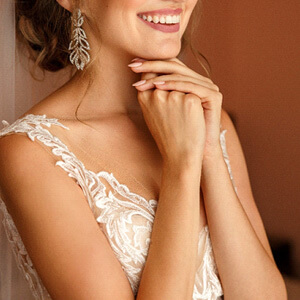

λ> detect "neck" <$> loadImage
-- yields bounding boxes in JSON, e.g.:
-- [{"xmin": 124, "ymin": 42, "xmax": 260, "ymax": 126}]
[{"xmin": 68, "ymin": 46, "xmax": 145, "ymax": 118}]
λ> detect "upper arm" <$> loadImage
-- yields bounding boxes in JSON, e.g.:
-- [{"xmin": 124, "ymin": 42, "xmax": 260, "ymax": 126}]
[
  {"xmin": 220, "ymin": 109, "xmax": 275, "ymax": 262},
  {"xmin": 0, "ymin": 134, "xmax": 134, "ymax": 300}
]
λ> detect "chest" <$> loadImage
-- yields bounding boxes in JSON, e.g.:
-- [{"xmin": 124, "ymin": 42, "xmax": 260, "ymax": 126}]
[{"xmin": 56, "ymin": 118, "xmax": 208, "ymax": 228}]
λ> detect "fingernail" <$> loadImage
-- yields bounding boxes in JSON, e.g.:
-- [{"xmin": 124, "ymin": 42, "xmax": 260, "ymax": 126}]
[
  {"xmin": 132, "ymin": 80, "xmax": 147, "ymax": 86},
  {"xmin": 153, "ymin": 81, "xmax": 165, "ymax": 85},
  {"xmin": 128, "ymin": 62, "xmax": 143, "ymax": 67}
]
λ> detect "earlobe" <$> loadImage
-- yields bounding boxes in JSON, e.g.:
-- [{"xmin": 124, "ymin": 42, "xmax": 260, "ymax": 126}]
[{"xmin": 56, "ymin": 0, "xmax": 73, "ymax": 13}]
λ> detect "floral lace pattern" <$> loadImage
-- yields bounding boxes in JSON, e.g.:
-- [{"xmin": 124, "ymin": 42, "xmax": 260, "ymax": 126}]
[{"xmin": 0, "ymin": 114, "xmax": 236, "ymax": 299}]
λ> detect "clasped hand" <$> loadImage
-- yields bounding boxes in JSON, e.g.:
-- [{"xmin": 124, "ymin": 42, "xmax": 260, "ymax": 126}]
[{"xmin": 128, "ymin": 57, "xmax": 223, "ymax": 166}]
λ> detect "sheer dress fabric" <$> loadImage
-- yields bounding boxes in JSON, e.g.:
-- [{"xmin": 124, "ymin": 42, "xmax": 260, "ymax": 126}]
[{"xmin": 0, "ymin": 114, "xmax": 238, "ymax": 299}]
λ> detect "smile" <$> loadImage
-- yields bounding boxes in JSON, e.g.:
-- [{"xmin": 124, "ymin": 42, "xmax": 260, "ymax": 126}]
[
  {"xmin": 138, "ymin": 14, "xmax": 181, "ymax": 24},
  {"xmin": 137, "ymin": 8, "xmax": 182, "ymax": 33}
]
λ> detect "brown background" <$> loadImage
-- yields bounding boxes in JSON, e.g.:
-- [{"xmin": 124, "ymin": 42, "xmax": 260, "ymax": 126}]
[
  {"xmin": 183, "ymin": 0, "xmax": 299, "ymax": 284},
  {"xmin": 13, "ymin": 0, "xmax": 299, "ymax": 296}
]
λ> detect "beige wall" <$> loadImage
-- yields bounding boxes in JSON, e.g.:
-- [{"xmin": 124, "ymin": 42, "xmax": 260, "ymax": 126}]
[{"xmin": 184, "ymin": 0, "xmax": 300, "ymax": 274}]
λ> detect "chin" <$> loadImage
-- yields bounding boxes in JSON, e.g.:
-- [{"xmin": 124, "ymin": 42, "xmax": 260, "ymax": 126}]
[{"xmin": 138, "ymin": 43, "xmax": 182, "ymax": 60}]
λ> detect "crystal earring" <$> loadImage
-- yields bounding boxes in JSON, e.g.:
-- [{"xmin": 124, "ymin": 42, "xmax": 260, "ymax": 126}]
[{"xmin": 68, "ymin": 8, "xmax": 90, "ymax": 70}]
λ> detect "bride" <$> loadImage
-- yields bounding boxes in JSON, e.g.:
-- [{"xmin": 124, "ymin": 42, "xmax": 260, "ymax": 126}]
[{"xmin": 0, "ymin": 0, "xmax": 286, "ymax": 299}]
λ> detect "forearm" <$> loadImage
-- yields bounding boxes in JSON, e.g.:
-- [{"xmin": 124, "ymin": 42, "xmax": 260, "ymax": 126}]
[
  {"xmin": 136, "ymin": 161, "xmax": 202, "ymax": 300},
  {"xmin": 201, "ymin": 149, "xmax": 287, "ymax": 299}
]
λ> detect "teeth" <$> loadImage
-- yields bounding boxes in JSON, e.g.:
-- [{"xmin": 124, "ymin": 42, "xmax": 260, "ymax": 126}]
[
  {"xmin": 166, "ymin": 16, "xmax": 172, "ymax": 24},
  {"xmin": 153, "ymin": 15, "xmax": 159, "ymax": 24},
  {"xmin": 140, "ymin": 14, "xmax": 180, "ymax": 24}
]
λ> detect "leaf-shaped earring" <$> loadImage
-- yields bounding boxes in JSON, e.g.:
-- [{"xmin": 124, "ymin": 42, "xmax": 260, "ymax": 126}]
[{"xmin": 68, "ymin": 8, "xmax": 90, "ymax": 70}]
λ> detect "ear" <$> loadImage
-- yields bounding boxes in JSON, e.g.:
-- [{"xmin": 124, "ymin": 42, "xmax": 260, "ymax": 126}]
[{"xmin": 56, "ymin": 0, "xmax": 73, "ymax": 13}]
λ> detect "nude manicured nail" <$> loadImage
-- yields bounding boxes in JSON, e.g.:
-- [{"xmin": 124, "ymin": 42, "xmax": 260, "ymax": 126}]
[
  {"xmin": 153, "ymin": 81, "xmax": 165, "ymax": 85},
  {"xmin": 128, "ymin": 62, "xmax": 143, "ymax": 67},
  {"xmin": 132, "ymin": 80, "xmax": 146, "ymax": 86}
]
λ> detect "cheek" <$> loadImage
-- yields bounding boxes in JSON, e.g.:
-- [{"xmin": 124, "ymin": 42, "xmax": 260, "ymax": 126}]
[
  {"xmin": 180, "ymin": 0, "xmax": 199, "ymax": 33},
  {"xmin": 186, "ymin": 0, "xmax": 200, "ymax": 20},
  {"xmin": 189, "ymin": 0, "xmax": 200, "ymax": 9},
  {"xmin": 123, "ymin": 0, "xmax": 146, "ymax": 9}
]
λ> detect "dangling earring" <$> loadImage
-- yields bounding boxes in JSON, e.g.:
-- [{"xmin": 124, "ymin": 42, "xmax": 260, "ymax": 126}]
[{"xmin": 68, "ymin": 8, "xmax": 90, "ymax": 70}]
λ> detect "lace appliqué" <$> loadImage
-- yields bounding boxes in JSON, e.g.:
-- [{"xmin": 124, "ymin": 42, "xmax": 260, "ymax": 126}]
[
  {"xmin": 220, "ymin": 129, "xmax": 238, "ymax": 195},
  {"xmin": 0, "ymin": 114, "xmax": 237, "ymax": 299},
  {"xmin": 93, "ymin": 171, "xmax": 158, "ymax": 294},
  {"xmin": 193, "ymin": 227, "xmax": 223, "ymax": 300}
]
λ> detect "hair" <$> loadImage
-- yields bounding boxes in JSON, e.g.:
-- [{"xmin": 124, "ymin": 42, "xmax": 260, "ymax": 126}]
[{"xmin": 15, "ymin": 0, "xmax": 211, "ymax": 120}]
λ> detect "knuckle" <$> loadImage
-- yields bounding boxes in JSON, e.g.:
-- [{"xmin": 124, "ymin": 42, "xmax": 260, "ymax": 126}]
[
  {"xmin": 153, "ymin": 88, "xmax": 167, "ymax": 101},
  {"xmin": 185, "ymin": 93, "xmax": 199, "ymax": 100},
  {"xmin": 168, "ymin": 90, "xmax": 183, "ymax": 100},
  {"xmin": 153, "ymin": 88, "xmax": 162, "ymax": 98},
  {"xmin": 184, "ymin": 94, "xmax": 200, "ymax": 105},
  {"xmin": 212, "ymin": 84, "xmax": 220, "ymax": 92},
  {"xmin": 137, "ymin": 92, "xmax": 148, "ymax": 104},
  {"xmin": 215, "ymin": 91, "xmax": 223, "ymax": 102}
]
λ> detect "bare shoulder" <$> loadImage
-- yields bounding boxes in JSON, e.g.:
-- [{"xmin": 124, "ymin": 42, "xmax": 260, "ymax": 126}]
[
  {"xmin": 0, "ymin": 133, "xmax": 134, "ymax": 299},
  {"xmin": 0, "ymin": 133, "xmax": 55, "ymax": 185},
  {"xmin": 0, "ymin": 133, "xmax": 69, "ymax": 216},
  {"xmin": 17, "ymin": 84, "xmax": 78, "ymax": 120},
  {"xmin": 219, "ymin": 108, "xmax": 275, "ymax": 261}
]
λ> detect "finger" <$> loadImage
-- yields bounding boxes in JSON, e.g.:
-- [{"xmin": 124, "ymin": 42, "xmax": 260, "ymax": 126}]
[
  {"xmin": 130, "ymin": 57, "xmax": 186, "ymax": 67},
  {"xmin": 152, "ymin": 80, "xmax": 223, "ymax": 105},
  {"xmin": 140, "ymin": 72, "xmax": 158, "ymax": 81},
  {"xmin": 132, "ymin": 74, "xmax": 219, "ymax": 92},
  {"xmin": 157, "ymin": 57, "xmax": 187, "ymax": 67},
  {"xmin": 128, "ymin": 60, "xmax": 213, "ymax": 84}
]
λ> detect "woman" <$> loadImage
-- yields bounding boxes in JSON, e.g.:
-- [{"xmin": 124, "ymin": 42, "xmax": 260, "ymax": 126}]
[{"xmin": 0, "ymin": 0, "xmax": 287, "ymax": 299}]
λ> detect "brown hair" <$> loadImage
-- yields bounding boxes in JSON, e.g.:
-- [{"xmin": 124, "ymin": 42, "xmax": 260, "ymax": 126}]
[{"xmin": 15, "ymin": 0, "xmax": 211, "ymax": 77}]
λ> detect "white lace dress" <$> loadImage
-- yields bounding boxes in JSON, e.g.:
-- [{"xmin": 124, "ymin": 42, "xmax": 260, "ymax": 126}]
[{"xmin": 0, "ymin": 114, "xmax": 238, "ymax": 300}]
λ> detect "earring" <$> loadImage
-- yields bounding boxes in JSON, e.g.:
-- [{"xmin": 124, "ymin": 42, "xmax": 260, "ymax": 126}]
[{"xmin": 68, "ymin": 8, "xmax": 90, "ymax": 70}]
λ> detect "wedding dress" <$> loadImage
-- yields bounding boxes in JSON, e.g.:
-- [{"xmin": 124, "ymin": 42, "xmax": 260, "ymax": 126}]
[{"xmin": 0, "ymin": 113, "xmax": 238, "ymax": 300}]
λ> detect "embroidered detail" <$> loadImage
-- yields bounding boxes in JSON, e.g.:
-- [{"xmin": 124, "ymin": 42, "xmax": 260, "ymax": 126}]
[
  {"xmin": 0, "ymin": 114, "xmax": 233, "ymax": 299},
  {"xmin": 220, "ymin": 130, "xmax": 238, "ymax": 195},
  {"xmin": 193, "ymin": 227, "xmax": 223, "ymax": 299}
]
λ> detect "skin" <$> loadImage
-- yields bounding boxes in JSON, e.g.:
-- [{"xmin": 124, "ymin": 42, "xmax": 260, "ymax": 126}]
[{"xmin": 0, "ymin": 0, "xmax": 287, "ymax": 299}]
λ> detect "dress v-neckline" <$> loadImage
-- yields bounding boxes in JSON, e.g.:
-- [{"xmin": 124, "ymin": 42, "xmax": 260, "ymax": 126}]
[
  {"xmin": 5, "ymin": 113, "xmax": 159, "ymax": 206},
  {"xmin": 1, "ymin": 112, "xmax": 209, "ymax": 243}
]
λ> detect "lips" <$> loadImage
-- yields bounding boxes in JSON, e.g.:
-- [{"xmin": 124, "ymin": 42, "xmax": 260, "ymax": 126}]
[
  {"xmin": 137, "ymin": 8, "xmax": 182, "ymax": 33},
  {"xmin": 138, "ymin": 17, "xmax": 180, "ymax": 33}
]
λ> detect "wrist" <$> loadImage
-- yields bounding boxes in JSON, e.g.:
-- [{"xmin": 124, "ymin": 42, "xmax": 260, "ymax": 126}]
[
  {"xmin": 201, "ymin": 146, "xmax": 224, "ymax": 175},
  {"xmin": 162, "ymin": 155, "xmax": 202, "ymax": 178},
  {"xmin": 202, "ymin": 144, "xmax": 224, "ymax": 165}
]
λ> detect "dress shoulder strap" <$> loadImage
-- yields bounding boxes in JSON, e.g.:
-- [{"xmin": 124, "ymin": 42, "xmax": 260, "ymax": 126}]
[{"xmin": 0, "ymin": 114, "xmax": 98, "ymax": 211}]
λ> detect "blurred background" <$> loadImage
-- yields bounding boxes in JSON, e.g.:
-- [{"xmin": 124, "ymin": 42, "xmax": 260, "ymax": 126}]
[
  {"xmin": 1, "ymin": 0, "xmax": 299, "ymax": 298},
  {"xmin": 183, "ymin": 0, "xmax": 300, "ymax": 298}
]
